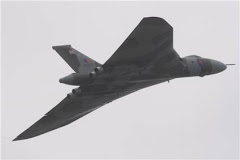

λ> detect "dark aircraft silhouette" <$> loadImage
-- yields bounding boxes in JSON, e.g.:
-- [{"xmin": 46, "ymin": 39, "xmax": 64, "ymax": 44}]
[{"xmin": 14, "ymin": 17, "xmax": 228, "ymax": 141}]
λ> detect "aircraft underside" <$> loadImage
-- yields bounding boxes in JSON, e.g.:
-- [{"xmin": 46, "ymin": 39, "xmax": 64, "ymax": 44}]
[{"xmin": 14, "ymin": 17, "xmax": 227, "ymax": 141}]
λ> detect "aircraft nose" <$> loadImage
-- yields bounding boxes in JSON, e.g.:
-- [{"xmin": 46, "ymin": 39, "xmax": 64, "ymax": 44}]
[
  {"xmin": 59, "ymin": 78, "xmax": 64, "ymax": 83},
  {"xmin": 211, "ymin": 60, "xmax": 227, "ymax": 74}
]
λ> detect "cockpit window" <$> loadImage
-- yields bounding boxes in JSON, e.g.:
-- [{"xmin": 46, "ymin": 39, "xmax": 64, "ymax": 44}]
[
  {"xmin": 197, "ymin": 58, "xmax": 211, "ymax": 75},
  {"xmin": 197, "ymin": 59, "xmax": 203, "ymax": 64}
]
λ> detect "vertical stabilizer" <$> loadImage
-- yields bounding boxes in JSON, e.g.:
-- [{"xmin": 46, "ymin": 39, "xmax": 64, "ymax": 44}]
[{"xmin": 52, "ymin": 45, "xmax": 101, "ymax": 73}]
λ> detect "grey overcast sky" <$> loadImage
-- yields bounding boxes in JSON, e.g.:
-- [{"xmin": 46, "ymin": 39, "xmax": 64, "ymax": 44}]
[{"xmin": 1, "ymin": 1, "xmax": 239, "ymax": 159}]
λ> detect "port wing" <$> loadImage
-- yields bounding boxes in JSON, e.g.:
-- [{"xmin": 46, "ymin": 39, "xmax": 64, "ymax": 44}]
[{"xmin": 104, "ymin": 17, "xmax": 180, "ymax": 67}]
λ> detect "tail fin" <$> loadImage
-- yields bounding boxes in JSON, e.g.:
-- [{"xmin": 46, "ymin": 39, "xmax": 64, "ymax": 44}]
[{"xmin": 52, "ymin": 45, "xmax": 101, "ymax": 73}]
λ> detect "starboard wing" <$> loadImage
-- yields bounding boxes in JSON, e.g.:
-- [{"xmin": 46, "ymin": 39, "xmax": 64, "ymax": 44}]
[{"xmin": 13, "ymin": 93, "xmax": 105, "ymax": 140}]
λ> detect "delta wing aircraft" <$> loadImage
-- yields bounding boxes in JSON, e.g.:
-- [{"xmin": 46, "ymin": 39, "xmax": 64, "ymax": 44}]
[{"xmin": 14, "ymin": 17, "xmax": 229, "ymax": 141}]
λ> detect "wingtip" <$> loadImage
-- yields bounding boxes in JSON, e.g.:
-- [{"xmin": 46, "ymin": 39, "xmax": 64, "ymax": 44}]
[
  {"xmin": 144, "ymin": 16, "xmax": 163, "ymax": 19},
  {"xmin": 52, "ymin": 45, "xmax": 72, "ymax": 50},
  {"xmin": 12, "ymin": 134, "xmax": 29, "ymax": 141},
  {"xmin": 13, "ymin": 129, "xmax": 35, "ymax": 141},
  {"xmin": 12, "ymin": 134, "xmax": 33, "ymax": 141},
  {"xmin": 12, "ymin": 137, "xmax": 20, "ymax": 141}
]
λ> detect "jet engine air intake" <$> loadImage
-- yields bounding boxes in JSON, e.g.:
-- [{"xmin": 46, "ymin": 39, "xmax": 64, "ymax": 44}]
[
  {"xmin": 94, "ymin": 66, "xmax": 104, "ymax": 73},
  {"xmin": 89, "ymin": 71, "xmax": 96, "ymax": 78},
  {"xmin": 67, "ymin": 93, "xmax": 74, "ymax": 99},
  {"xmin": 72, "ymin": 87, "xmax": 82, "ymax": 94}
]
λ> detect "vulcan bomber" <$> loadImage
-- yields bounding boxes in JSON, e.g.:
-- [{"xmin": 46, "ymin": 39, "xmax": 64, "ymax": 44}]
[{"xmin": 14, "ymin": 17, "xmax": 229, "ymax": 141}]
